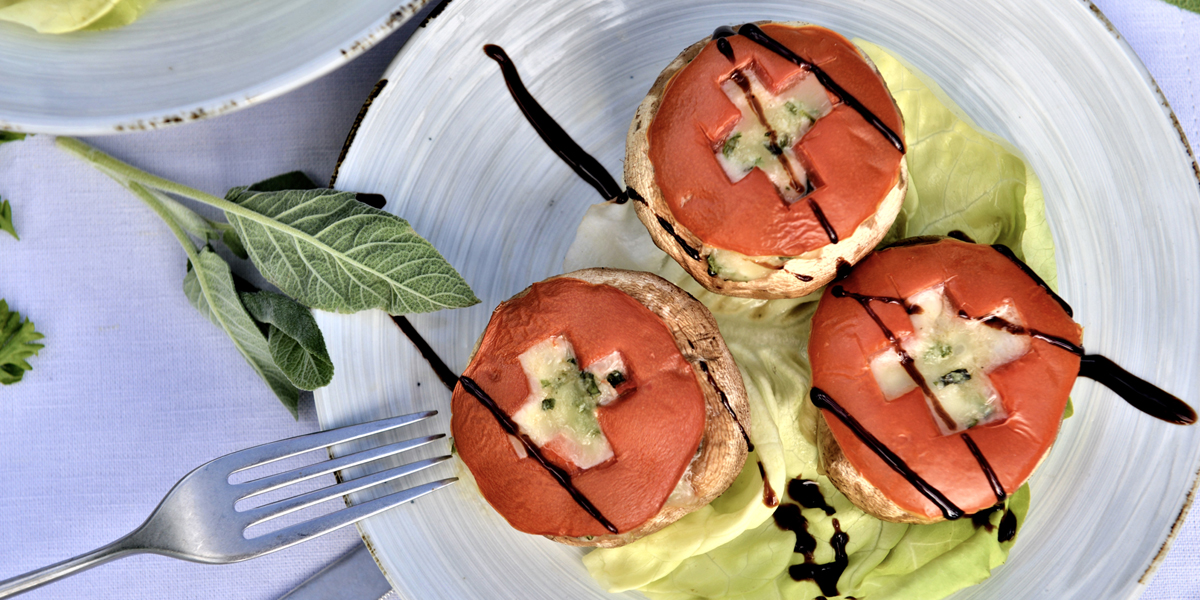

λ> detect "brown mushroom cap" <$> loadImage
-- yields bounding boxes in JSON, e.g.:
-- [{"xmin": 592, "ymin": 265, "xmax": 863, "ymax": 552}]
[
  {"xmin": 625, "ymin": 21, "xmax": 906, "ymax": 299},
  {"xmin": 451, "ymin": 268, "xmax": 750, "ymax": 547}
]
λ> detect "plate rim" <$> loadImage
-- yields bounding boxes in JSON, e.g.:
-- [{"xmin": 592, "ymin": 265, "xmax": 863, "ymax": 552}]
[
  {"xmin": 0, "ymin": 0, "xmax": 433, "ymax": 136},
  {"xmin": 323, "ymin": 0, "xmax": 1200, "ymax": 594}
]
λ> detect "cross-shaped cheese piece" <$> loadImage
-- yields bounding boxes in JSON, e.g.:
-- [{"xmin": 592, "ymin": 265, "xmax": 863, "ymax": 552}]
[
  {"xmin": 510, "ymin": 336, "xmax": 628, "ymax": 470},
  {"xmin": 715, "ymin": 68, "xmax": 833, "ymax": 203},
  {"xmin": 869, "ymin": 287, "xmax": 1031, "ymax": 435}
]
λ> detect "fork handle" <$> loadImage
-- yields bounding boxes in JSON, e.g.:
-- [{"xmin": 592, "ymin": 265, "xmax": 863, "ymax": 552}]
[{"xmin": 0, "ymin": 533, "xmax": 144, "ymax": 598}]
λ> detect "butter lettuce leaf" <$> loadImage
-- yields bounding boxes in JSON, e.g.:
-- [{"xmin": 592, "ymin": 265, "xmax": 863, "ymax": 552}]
[
  {"xmin": 860, "ymin": 40, "xmax": 1057, "ymax": 289},
  {"xmin": 567, "ymin": 42, "xmax": 1054, "ymax": 600},
  {"xmin": 0, "ymin": 0, "xmax": 155, "ymax": 34}
]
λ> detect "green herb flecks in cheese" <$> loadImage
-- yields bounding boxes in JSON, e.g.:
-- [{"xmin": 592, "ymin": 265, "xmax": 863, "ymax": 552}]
[
  {"xmin": 511, "ymin": 336, "xmax": 628, "ymax": 469},
  {"xmin": 715, "ymin": 69, "xmax": 832, "ymax": 203},
  {"xmin": 869, "ymin": 286, "xmax": 1031, "ymax": 434}
]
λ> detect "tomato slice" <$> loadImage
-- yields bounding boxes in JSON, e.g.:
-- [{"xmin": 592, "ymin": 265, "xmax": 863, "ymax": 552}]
[
  {"xmin": 809, "ymin": 239, "xmax": 1082, "ymax": 520},
  {"xmin": 451, "ymin": 278, "xmax": 706, "ymax": 537},
  {"xmin": 648, "ymin": 23, "xmax": 904, "ymax": 257}
]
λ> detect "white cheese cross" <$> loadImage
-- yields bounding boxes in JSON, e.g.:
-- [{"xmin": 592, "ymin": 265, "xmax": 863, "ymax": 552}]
[
  {"xmin": 869, "ymin": 287, "xmax": 1031, "ymax": 435},
  {"xmin": 715, "ymin": 68, "xmax": 832, "ymax": 203},
  {"xmin": 510, "ymin": 336, "xmax": 628, "ymax": 470}
]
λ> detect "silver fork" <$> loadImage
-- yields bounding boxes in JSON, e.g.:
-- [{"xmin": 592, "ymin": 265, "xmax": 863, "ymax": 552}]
[{"xmin": 0, "ymin": 411, "xmax": 455, "ymax": 598}]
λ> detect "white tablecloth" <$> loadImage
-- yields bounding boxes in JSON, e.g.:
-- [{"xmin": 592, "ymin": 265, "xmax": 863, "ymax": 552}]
[{"xmin": 0, "ymin": 1, "xmax": 1196, "ymax": 598}]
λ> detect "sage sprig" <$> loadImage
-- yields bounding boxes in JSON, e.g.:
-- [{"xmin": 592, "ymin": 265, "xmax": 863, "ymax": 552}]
[{"xmin": 58, "ymin": 137, "xmax": 479, "ymax": 416}]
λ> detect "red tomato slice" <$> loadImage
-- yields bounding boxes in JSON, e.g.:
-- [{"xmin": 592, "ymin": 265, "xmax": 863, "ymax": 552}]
[
  {"xmin": 451, "ymin": 278, "xmax": 706, "ymax": 537},
  {"xmin": 809, "ymin": 239, "xmax": 1082, "ymax": 520},
  {"xmin": 648, "ymin": 23, "xmax": 904, "ymax": 257}
]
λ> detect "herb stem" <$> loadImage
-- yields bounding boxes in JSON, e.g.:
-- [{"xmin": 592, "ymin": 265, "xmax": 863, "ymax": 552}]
[
  {"xmin": 125, "ymin": 182, "xmax": 200, "ymax": 261},
  {"xmin": 56, "ymin": 137, "xmax": 266, "ymax": 229}
]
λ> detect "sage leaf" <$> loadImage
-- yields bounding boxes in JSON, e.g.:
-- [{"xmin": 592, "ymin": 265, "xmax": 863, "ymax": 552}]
[
  {"xmin": 0, "ymin": 131, "xmax": 25, "ymax": 145},
  {"xmin": 157, "ymin": 191, "xmax": 220, "ymax": 242},
  {"xmin": 240, "ymin": 290, "xmax": 333, "ymax": 390},
  {"xmin": 0, "ymin": 300, "xmax": 44, "ymax": 385},
  {"xmin": 184, "ymin": 248, "xmax": 299, "ymax": 416},
  {"xmin": 222, "ymin": 227, "xmax": 249, "ymax": 259},
  {"xmin": 223, "ymin": 188, "xmax": 479, "ymax": 314},
  {"xmin": 1161, "ymin": 0, "xmax": 1200, "ymax": 15},
  {"xmin": 152, "ymin": 189, "xmax": 250, "ymax": 258},
  {"xmin": 0, "ymin": 199, "xmax": 18, "ymax": 240}
]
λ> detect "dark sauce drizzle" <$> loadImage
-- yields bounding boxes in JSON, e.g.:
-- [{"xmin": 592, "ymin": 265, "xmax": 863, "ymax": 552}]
[
  {"xmin": 482, "ymin": 44, "xmax": 624, "ymax": 202},
  {"xmin": 758, "ymin": 461, "xmax": 779, "ymax": 507},
  {"xmin": 811, "ymin": 387, "xmax": 964, "ymax": 520},
  {"xmin": 459, "ymin": 376, "xmax": 619, "ymax": 534},
  {"xmin": 830, "ymin": 285, "xmax": 957, "ymax": 431},
  {"xmin": 808, "ymin": 198, "xmax": 839, "ymax": 245},
  {"xmin": 656, "ymin": 216, "xmax": 703, "ymax": 261},
  {"xmin": 391, "ymin": 316, "xmax": 459, "ymax": 392},
  {"xmin": 698, "ymin": 360, "xmax": 754, "ymax": 452},
  {"xmin": 727, "ymin": 64, "xmax": 834, "ymax": 244},
  {"xmin": 960, "ymin": 432, "xmax": 1006, "ymax": 503},
  {"xmin": 970, "ymin": 503, "xmax": 1003, "ymax": 532},
  {"xmin": 788, "ymin": 519, "xmax": 849, "ymax": 596},
  {"xmin": 734, "ymin": 23, "xmax": 906, "ymax": 154},
  {"xmin": 990, "ymin": 244, "xmax": 1073, "ymax": 317},
  {"xmin": 998, "ymin": 509, "xmax": 1018, "ymax": 543},
  {"xmin": 1079, "ymin": 355, "xmax": 1197, "ymax": 425},
  {"xmin": 789, "ymin": 479, "xmax": 836, "ymax": 516},
  {"xmin": 773, "ymin": 503, "xmax": 817, "ymax": 555}
]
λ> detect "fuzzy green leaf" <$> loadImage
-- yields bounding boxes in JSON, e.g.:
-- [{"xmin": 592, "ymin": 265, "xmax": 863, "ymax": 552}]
[
  {"xmin": 0, "ymin": 300, "xmax": 44, "ymax": 385},
  {"xmin": 0, "ymin": 131, "xmax": 26, "ymax": 145},
  {"xmin": 240, "ymin": 289, "xmax": 333, "ymax": 390},
  {"xmin": 222, "ymin": 188, "xmax": 479, "ymax": 315},
  {"xmin": 184, "ymin": 248, "xmax": 299, "ymax": 416},
  {"xmin": 0, "ymin": 199, "xmax": 18, "ymax": 240},
  {"xmin": 221, "ymin": 227, "xmax": 249, "ymax": 259},
  {"xmin": 1161, "ymin": 0, "xmax": 1200, "ymax": 14}
]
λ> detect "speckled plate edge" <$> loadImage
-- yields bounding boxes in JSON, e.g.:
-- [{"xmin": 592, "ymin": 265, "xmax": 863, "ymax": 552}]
[
  {"xmin": 320, "ymin": 0, "xmax": 1200, "ymax": 595},
  {"xmin": 0, "ymin": 0, "xmax": 432, "ymax": 136}
]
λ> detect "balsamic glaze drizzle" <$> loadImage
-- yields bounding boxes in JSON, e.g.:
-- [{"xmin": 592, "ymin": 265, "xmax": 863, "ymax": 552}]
[
  {"xmin": 727, "ymin": 63, "xmax": 835, "ymax": 244},
  {"xmin": 811, "ymin": 387, "xmax": 964, "ymax": 520},
  {"xmin": 699, "ymin": 361, "xmax": 755, "ymax": 452},
  {"xmin": 808, "ymin": 198, "xmax": 839, "ymax": 245},
  {"xmin": 734, "ymin": 23, "xmax": 906, "ymax": 154},
  {"xmin": 998, "ymin": 509, "xmax": 1018, "ymax": 543},
  {"xmin": 960, "ymin": 432, "xmax": 1007, "ymax": 503},
  {"xmin": 830, "ymin": 285, "xmax": 957, "ymax": 431},
  {"xmin": 716, "ymin": 36, "xmax": 735, "ymax": 61},
  {"xmin": 483, "ymin": 45, "xmax": 624, "ymax": 202},
  {"xmin": 759, "ymin": 460, "xmax": 779, "ymax": 507},
  {"xmin": 788, "ymin": 519, "xmax": 850, "ymax": 596},
  {"xmin": 459, "ymin": 376, "xmax": 620, "ymax": 534},
  {"xmin": 773, "ymin": 503, "xmax": 817, "ymax": 555},
  {"xmin": 789, "ymin": 479, "xmax": 836, "ymax": 516},
  {"xmin": 957, "ymin": 312, "xmax": 1084, "ymax": 356},
  {"xmin": 1079, "ymin": 355, "xmax": 1197, "ymax": 425},
  {"xmin": 656, "ymin": 216, "xmax": 703, "ymax": 261},
  {"xmin": 970, "ymin": 504, "xmax": 1002, "ymax": 532},
  {"xmin": 392, "ymin": 316, "xmax": 459, "ymax": 392},
  {"xmin": 990, "ymin": 244, "xmax": 1074, "ymax": 318}
]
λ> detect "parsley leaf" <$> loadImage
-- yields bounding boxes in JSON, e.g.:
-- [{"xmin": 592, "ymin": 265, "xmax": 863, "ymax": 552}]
[
  {"xmin": 0, "ymin": 300, "xmax": 44, "ymax": 385},
  {"xmin": 0, "ymin": 199, "xmax": 18, "ymax": 240}
]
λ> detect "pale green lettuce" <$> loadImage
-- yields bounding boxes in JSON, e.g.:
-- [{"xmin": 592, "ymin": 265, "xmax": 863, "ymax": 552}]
[
  {"xmin": 564, "ymin": 42, "xmax": 1055, "ymax": 600},
  {"xmin": 0, "ymin": 0, "xmax": 155, "ymax": 34}
]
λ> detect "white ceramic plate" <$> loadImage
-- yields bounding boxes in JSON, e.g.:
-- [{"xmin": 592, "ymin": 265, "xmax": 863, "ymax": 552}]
[
  {"xmin": 0, "ymin": 0, "xmax": 431, "ymax": 134},
  {"xmin": 313, "ymin": 0, "xmax": 1200, "ymax": 598}
]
